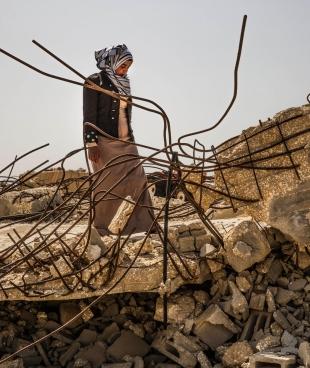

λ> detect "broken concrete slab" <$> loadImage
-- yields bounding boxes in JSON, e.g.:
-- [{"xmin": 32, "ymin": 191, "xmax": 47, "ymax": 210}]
[
  {"xmin": 275, "ymin": 288, "xmax": 298, "ymax": 305},
  {"xmin": 59, "ymin": 341, "xmax": 81, "ymax": 367},
  {"xmin": 249, "ymin": 292, "xmax": 266, "ymax": 311},
  {"xmin": 193, "ymin": 304, "xmax": 240, "ymax": 349},
  {"xmin": 107, "ymin": 331, "xmax": 150, "ymax": 361},
  {"xmin": 75, "ymin": 341, "xmax": 107, "ymax": 367},
  {"xmin": 108, "ymin": 196, "xmax": 135, "ymax": 235},
  {"xmin": 0, "ymin": 220, "xmax": 209, "ymax": 301},
  {"xmin": 236, "ymin": 276, "xmax": 252, "ymax": 293},
  {"xmin": 223, "ymin": 220, "xmax": 271, "ymax": 272},
  {"xmin": 240, "ymin": 311, "xmax": 272, "ymax": 341},
  {"xmin": 215, "ymin": 105, "xmax": 310, "ymax": 247},
  {"xmin": 281, "ymin": 331, "xmax": 297, "ymax": 347},
  {"xmin": 273, "ymin": 310, "xmax": 293, "ymax": 332},
  {"xmin": 268, "ymin": 179, "xmax": 310, "ymax": 248},
  {"xmin": 154, "ymin": 294, "xmax": 195, "ymax": 323},
  {"xmin": 196, "ymin": 351, "xmax": 212, "ymax": 368},
  {"xmin": 100, "ymin": 322, "xmax": 120, "ymax": 344},
  {"xmin": 77, "ymin": 329, "xmax": 98, "ymax": 346},
  {"xmin": 152, "ymin": 330, "xmax": 198, "ymax": 368},
  {"xmin": 228, "ymin": 280, "xmax": 248, "ymax": 316}
]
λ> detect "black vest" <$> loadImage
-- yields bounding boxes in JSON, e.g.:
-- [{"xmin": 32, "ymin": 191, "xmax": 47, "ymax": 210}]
[{"xmin": 83, "ymin": 71, "xmax": 134, "ymax": 140}]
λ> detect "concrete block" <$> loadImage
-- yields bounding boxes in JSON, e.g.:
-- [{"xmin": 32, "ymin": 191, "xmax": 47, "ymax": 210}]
[
  {"xmin": 77, "ymin": 329, "xmax": 98, "ymax": 346},
  {"xmin": 100, "ymin": 322, "xmax": 120, "ymax": 344},
  {"xmin": 107, "ymin": 331, "xmax": 150, "ymax": 361},
  {"xmin": 249, "ymin": 293, "xmax": 266, "ymax": 311},
  {"xmin": 154, "ymin": 295, "xmax": 195, "ymax": 323},
  {"xmin": 178, "ymin": 236, "xmax": 196, "ymax": 252},
  {"xmin": 276, "ymin": 288, "xmax": 298, "ymax": 305},
  {"xmin": 229, "ymin": 280, "xmax": 248, "ymax": 316},
  {"xmin": 200, "ymin": 243, "xmax": 216, "ymax": 257},
  {"xmin": 266, "ymin": 288, "xmax": 276, "ymax": 313},
  {"xmin": 59, "ymin": 342, "xmax": 81, "ymax": 367},
  {"xmin": 196, "ymin": 351, "xmax": 212, "ymax": 368},
  {"xmin": 249, "ymin": 352, "xmax": 296, "ymax": 368},
  {"xmin": 273, "ymin": 310, "xmax": 293, "ymax": 332},
  {"xmin": 224, "ymin": 220, "xmax": 271, "ymax": 272},
  {"xmin": 152, "ymin": 330, "xmax": 197, "ymax": 368},
  {"xmin": 193, "ymin": 304, "xmax": 240, "ymax": 349},
  {"xmin": 240, "ymin": 311, "xmax": 272, "ymax": 341},
  {"xmin": 76, "ymin": 341, "xmax": 107, "ymax": 367}
]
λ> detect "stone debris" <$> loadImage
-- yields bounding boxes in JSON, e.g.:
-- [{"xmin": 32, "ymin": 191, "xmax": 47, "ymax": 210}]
[
  {"xmin": 193, "ymin": 304, "xmax": 240, "ymax": 349},
  {"xmin": 1, "ymin": 216, "xmax": 310, "ymax": 367},
  {"xmin": 1, "ymin": 103, "xmax": 310, "ymax": 367},
  {"xmin": 154, "ymin": 294, "xmax": 195, "ymax": 323},
  {"xmin": 152, "ymin": 330, "xmax": 198, "ymax": 367},
  {"xmin": 249, "ymin": 352, "xmax": 296, "ymax": 367},
  {"xmin": 222, "ymin": 341, "xmax": 253, "ymax": 367},
  {"xmin": 0, "ymin": 187, "xmax": 63, "ymax": 216},
  {"xmin": 108, "ymin": 196, "xmax": 135, "ymax": 235},
  {"xmin": 223, "ymin": 219, "xmax": 271, "ymax": 272},
  {"xmin": 107, "ymin": 330, "xmax": 150, "ymax": 361}
]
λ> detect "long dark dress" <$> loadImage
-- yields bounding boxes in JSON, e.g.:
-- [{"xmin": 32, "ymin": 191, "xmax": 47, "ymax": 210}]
[{"xmin": 89, "ymin": 100, "xmax": 154, "ymax": 235}]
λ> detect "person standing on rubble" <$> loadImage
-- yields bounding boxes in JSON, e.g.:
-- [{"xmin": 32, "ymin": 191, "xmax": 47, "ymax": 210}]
[{"xmin": 83, "ymin": 44, "xmax": 154, "ymax": 236}]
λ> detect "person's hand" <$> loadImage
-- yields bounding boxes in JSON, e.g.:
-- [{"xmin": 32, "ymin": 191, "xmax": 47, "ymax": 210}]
[{"xmin": 88, "ymin": 146, "xmax": 100, "ymax": 163}]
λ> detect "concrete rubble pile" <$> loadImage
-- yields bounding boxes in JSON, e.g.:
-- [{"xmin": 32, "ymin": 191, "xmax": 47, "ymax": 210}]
[
  {"xmin": 150, "ymin": 217, "xmax": 310, "ymax": 367},
  {"xmin": 1, "ymin": 216, "xmax": 310, "ymax": 367},
  {"xmin": 1, "ymin": 103, "xmax": 310, "ymax": 367}
]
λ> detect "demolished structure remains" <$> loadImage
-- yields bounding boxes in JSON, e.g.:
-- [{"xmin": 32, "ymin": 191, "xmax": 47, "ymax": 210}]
[{"xmin": 1, "ymin": 14, "xmax": 310, "ymax": 368}]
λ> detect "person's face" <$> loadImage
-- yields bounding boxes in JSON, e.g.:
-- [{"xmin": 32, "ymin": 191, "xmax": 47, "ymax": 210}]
[{"xmin": 115, "ymin": 60, "xmax": 133, "ymax": 76}]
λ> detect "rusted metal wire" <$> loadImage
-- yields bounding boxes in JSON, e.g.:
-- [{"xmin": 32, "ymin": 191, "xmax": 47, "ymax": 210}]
[
  {"xmin": 1, "ymin": 12, "xmax": 309, "ymax": 364},
  {"xmin": 177, "ymin": 15, "xmax": 247, "ymax": 157}
]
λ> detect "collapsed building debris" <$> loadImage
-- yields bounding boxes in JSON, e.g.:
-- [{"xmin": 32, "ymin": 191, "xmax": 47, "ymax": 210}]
[
  {"xmin": 1, "ymin": 14, "xmax": 310, "ymax": 368},
  {"xmin": 0, "ymin": 221, "xmax": 310, "ymax": 368},
  {"xmin": 187, "ymin": 104, "xmax": 310, "ymax": 248}
]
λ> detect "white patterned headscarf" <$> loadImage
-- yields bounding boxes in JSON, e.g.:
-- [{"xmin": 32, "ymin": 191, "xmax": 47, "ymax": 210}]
[{"xmin": 95, "ymin": 44, "xmax": 132, "ymax": 96}]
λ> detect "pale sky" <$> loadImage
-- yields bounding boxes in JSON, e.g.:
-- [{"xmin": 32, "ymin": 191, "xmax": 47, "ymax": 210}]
[{"xmin": 1, "ymin": 0, "xmax": 309, "ymax": 174}]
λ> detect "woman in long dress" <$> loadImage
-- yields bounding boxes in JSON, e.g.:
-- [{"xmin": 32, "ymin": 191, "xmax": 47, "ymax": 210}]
[{"xmin": 83, "ymin": 44, "xmax": 154, "ymax": 235}]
